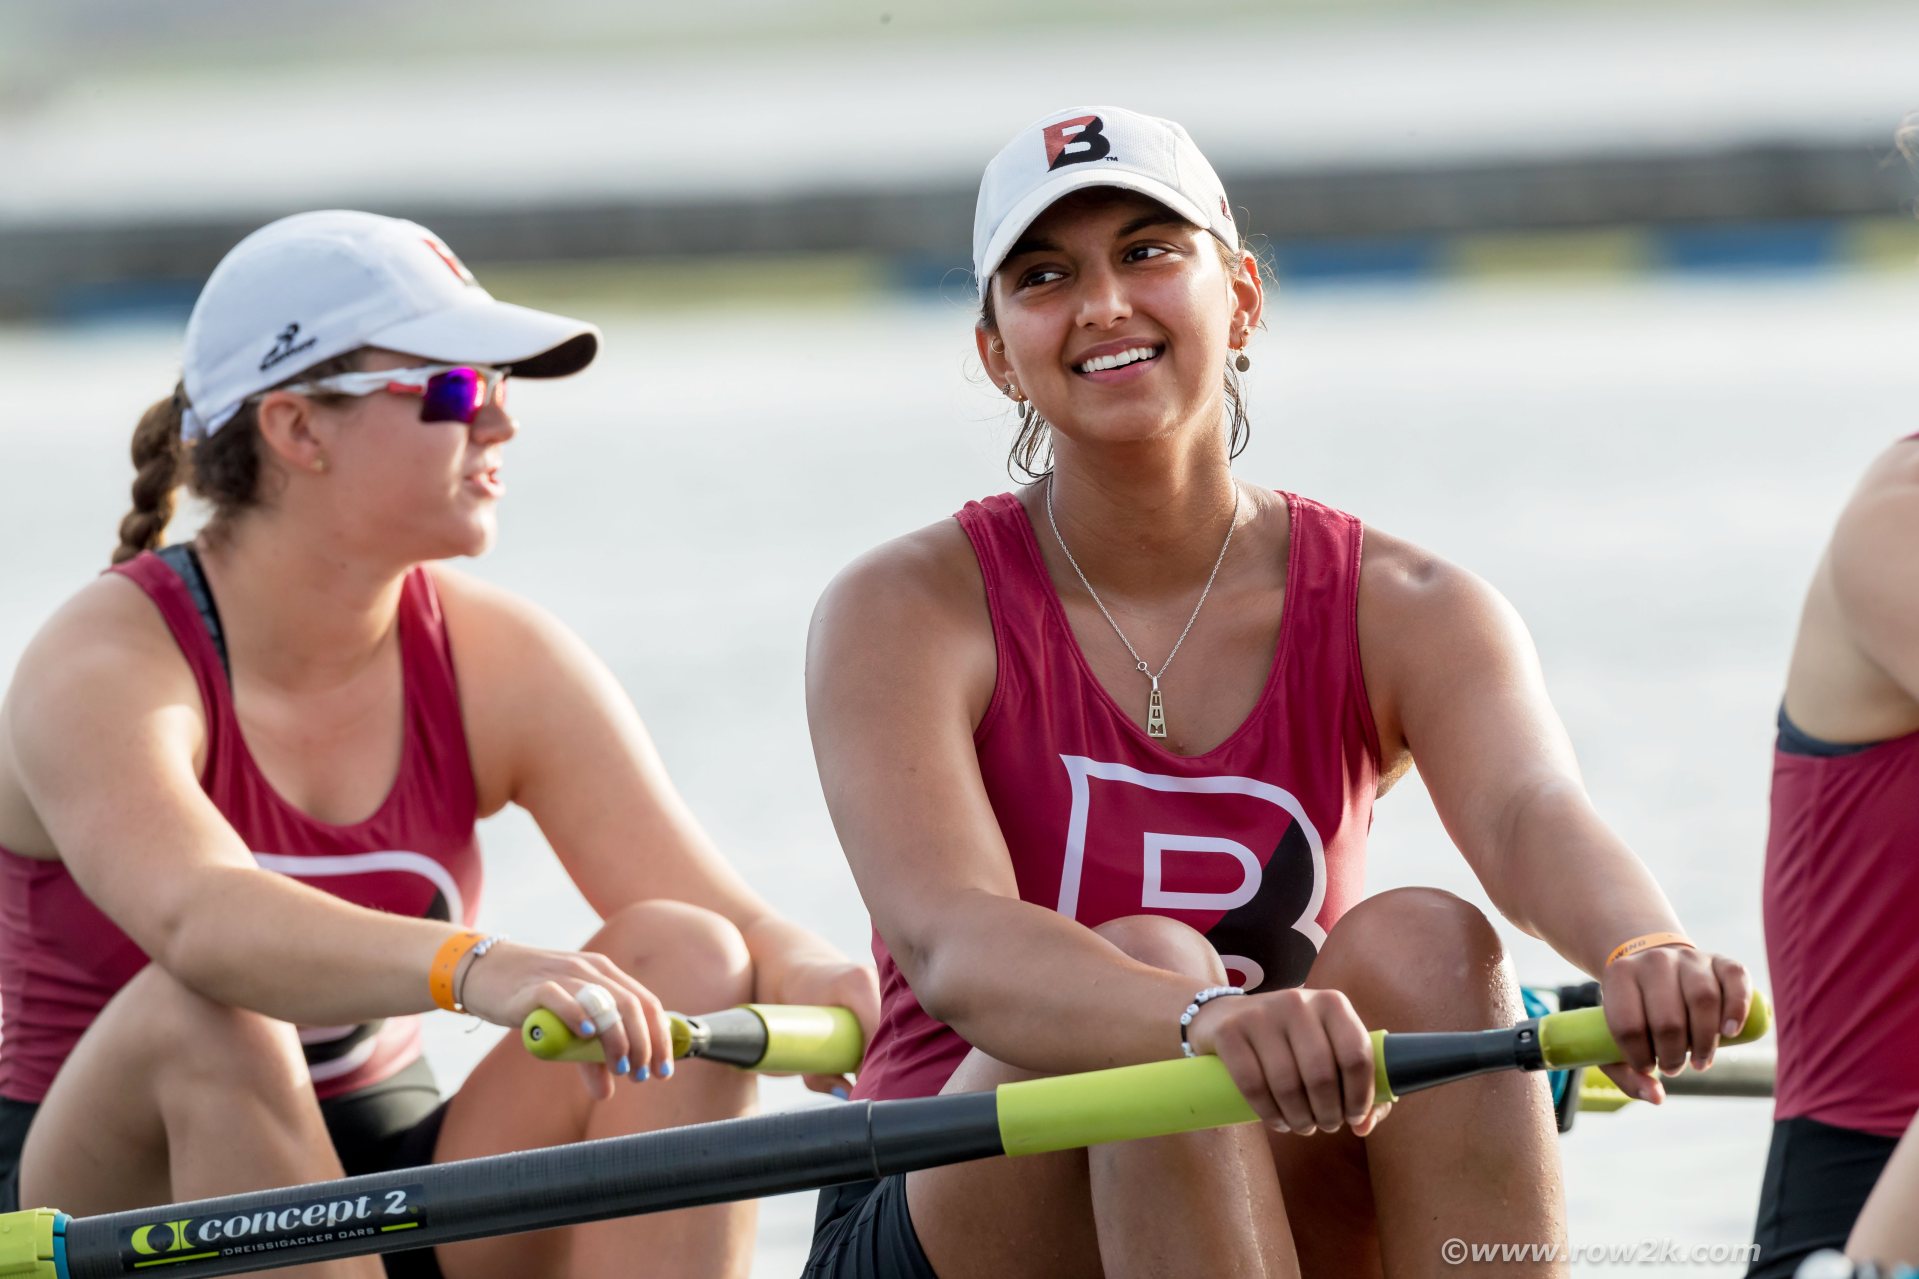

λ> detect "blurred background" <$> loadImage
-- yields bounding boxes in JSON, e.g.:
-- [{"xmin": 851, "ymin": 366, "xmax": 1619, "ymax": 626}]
[{"xmin": 3, "ymin": 2, "xmax": 1916, "ymax": 1274}]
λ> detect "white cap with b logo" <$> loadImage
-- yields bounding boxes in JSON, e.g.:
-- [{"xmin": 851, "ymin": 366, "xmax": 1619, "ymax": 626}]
[
  {"xmin": 180, "ymin": 210, "xmax": 600, "ymax": 440},
  {"xmin": 972, "ymin": 106, "xmax": 1239, "ymax": 299}
]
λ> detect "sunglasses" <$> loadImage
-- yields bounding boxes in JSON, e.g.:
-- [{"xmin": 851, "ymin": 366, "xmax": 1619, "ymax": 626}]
[{"xmin": 278, "ymin": 364, "xmax": 508, "ymax": 425}]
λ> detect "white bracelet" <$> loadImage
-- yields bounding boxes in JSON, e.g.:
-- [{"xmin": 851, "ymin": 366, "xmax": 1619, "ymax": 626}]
[
  {"xmin": 1179, "ymin": 985, "xmax": 1244, "ymax": 1057},
  {"xmin": 452, "ymin": 934, "xmax": 505, "ymax": 1013}
]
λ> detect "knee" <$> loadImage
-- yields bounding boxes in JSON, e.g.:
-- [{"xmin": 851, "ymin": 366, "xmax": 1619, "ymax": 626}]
[
  {"xmin": 117, "ymin": 963, "xmax": 307, "ymax": 1094},
  {"xmin": 1093, "ymin": 915, "xmax": 1228, "ymax": 985},
  {"xmin": 595, "ymin": 900, "xmax": 753, "ymax": 1011},
  {"xmin": 1313, "ymin": 888, "xmax": 1515, "ymax": 1022}
]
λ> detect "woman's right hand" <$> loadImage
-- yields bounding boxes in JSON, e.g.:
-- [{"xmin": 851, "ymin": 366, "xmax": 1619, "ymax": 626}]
[
  {"xmin": 1184, "ymin": 987, "xmax": 1388, "ymax": 1138},
  {"xmin": 456, "ymin": 941, "xmax": 672, "ymax": 1100}
]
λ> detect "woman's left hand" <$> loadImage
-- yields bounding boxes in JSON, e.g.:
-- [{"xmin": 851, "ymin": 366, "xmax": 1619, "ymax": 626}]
[
  {"xmin": 1597, "ymin": 944, "xmax": 1754, "ymax": 1103},
  {"xmin": 753, "ymin": 931, "xmax": 881, "ymax": 1096}
]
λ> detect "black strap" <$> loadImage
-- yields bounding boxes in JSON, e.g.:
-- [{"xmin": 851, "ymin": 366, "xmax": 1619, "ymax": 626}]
[
  {"xmin": 1776, "ymin": 704, "xmax": 1878, "ymax": 759},
  {"xmin": 154, "ymin": 543, "xmax": 231, "ymax": 684}
]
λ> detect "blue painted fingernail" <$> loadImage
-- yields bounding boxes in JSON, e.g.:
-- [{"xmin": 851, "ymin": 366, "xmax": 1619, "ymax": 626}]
[
  {"xmin": 635, "ymin": 1063, "xmax": 650, "ymax": 1082},
  {"xmin": 580, "ymin": 1019, "xmax": 596, "ymax": 1036},
  {"xmin": 661, "ymin": 1059, "xmax": 674, "ymax": 1079},
  {"xmin": 831, "ymin": 1086, "xmax": 850, "ymax": 1100},
  {"xmin": 616, "ymin": 1055, "xmax": 630, "ymax": 1076}
]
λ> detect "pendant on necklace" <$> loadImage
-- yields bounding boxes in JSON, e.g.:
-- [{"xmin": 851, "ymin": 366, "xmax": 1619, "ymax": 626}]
[{"xmin": 1146, "ymin": 676, "xmax": 1168, "ymax": 739}]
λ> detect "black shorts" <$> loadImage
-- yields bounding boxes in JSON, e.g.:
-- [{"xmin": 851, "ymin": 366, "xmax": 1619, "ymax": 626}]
[
  {"xmin": 0, "ymin": 1057, "xmax": 449, "ymax": 1279},
  {"xmin": 805, "ymin": 1176, "xmax": 938, "ymax": 1278},
  {"xmin": 1748, "ymin": 1116, "xmax": 1902, "ymax": 1279}
]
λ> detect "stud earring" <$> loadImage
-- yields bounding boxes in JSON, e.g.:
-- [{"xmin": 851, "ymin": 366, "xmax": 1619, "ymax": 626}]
[{"xmin": 311, "ymin": 454, "xmax": 329, "ymax": 475}]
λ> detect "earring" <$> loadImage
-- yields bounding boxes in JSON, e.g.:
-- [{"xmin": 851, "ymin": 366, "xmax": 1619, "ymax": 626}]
[
  {"xmin": 1234, "ymin": 329, "xmax": 1252, "ymax": 373},
  {"xmin": 311, "ymin": 454, "xmax": 329, "ymax": 475},
  {"xmin": 1008, "ymin": 382, "xmax": 1033, "ymax": 425}
]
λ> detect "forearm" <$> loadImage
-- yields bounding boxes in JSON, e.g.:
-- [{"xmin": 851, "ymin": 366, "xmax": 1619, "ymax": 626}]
[
  {"xmin": 905, "ymin": 893, "xmax": 1213, "ymax": 1075},
  {"xmin": 1849, "ymin": 1115, "xmax": 1919, "ymax": 1265},
  {"xmin": 1478, "ymin": 781, "xmax": 1685, "ymax": 975},
  {"xmin": 159, "ymin": 865, "xmax": 456, "ymax": 1023}
]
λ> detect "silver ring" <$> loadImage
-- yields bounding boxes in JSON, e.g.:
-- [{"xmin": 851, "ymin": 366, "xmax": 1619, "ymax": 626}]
[{"xmin": 574, "ymin": 982, "xmax": 619, "ymax": 1029}]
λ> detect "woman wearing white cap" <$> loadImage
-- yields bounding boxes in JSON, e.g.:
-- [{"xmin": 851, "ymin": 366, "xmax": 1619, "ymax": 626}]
[
  {"xmin": 804, "ymin": 108, "xmax": 1756, "ymax": 1276},
  {"xmin": 0, "ymin": 210, "xmax": 876, "ymax": 1279}
]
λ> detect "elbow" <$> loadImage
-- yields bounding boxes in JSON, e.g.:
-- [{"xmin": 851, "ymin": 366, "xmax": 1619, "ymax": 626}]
[{"xmin": 892, "ymin": 928, "xmax": 971, "ymax": 1030}]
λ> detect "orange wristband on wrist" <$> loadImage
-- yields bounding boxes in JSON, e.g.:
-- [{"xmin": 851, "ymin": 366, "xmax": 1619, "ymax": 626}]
[
  {"xmin": 430, "ymin": 930, "xmax": 486, "ymax": 1011},
  {"xmin": 1605, "ymin": 931, "xmax": 1694, "ymax": 967}
]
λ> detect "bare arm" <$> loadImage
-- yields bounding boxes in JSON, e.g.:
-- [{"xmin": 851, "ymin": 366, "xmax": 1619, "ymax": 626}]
[
  {"xmin": 8, "ymin": 575, "xmax": 673, "ymax": 1089},
  {"xmin": 1361, "ymin": 532, "xmax": 1752, "ymax": 1088},
  {"xmin": 1849, "ymin": 1114, "xmax": 1919, "ymax": 1266},
  {"xmin": 435, "ymin": 568, "xmax": 878, "ymax": 1054},
  {"xmin": 1811, "ymin": 451, "xmax": 1919, "ymax": 718},
  {"xmin": 10, "ymin": 578, "xmax": 453, "ymax": 1025},
  {"xmin": 807, "ymin": 524, "xmax": 1220, "ymax": 1073}
]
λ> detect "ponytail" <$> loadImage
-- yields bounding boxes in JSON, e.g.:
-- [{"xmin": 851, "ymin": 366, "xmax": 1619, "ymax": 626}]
[{"xmin": 113, "ymin": 383, "xmax": 186, "ymax": 565}]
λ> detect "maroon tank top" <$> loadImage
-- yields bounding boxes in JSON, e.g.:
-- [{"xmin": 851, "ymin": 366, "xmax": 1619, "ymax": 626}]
[
  {"xmin": 1765, "ymin": 728, "xmax": 1919, "ymax": 1138},
  {"xmin": 853, "ymin": 492, "xmax": 1381, "ymax": 1101},
  {"xmin": 0, "ymin": 553, "xmax": 483, "ymax": 1103}
]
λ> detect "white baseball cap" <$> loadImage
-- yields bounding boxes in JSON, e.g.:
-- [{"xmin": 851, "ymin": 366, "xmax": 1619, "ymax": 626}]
[
  {"xmin": 973, "ymin": 106, "xmax": 1239, "ymax": 299},
  {"xmin": 180, "ymin": 210, "xmax": 600, "ymax": 440}
]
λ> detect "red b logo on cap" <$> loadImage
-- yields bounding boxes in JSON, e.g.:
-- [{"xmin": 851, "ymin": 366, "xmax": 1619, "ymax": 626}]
[
  {"xmin": 421, "ymin": 237, "xmax": 476, "ymax": 286},
  {"xmin": 1043, "ymin": 115, "xmax": 1111, "ymax": 170}
]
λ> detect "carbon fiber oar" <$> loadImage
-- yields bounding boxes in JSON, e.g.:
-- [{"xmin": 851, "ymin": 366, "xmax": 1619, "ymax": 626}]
[{"xmin": 0, "ymin": 995, "xmax": 1769, "ymax": 1279}]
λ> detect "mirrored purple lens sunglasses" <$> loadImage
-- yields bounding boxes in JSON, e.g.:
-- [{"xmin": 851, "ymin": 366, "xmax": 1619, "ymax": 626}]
[{"xmin": 277, "ymin": 364, "xmax": 507, "ymax": 425}]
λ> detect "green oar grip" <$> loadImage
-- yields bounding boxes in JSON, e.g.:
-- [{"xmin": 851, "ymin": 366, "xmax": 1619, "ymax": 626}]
[
  {"xmin": 1539, "ymin": 991, "xmax": 1770, "ymax": 1069},
  {"xmin": 1371, "ymin": 1029, "xmax": 1394, "ymax": 1103},
  {"xmin": 997, "ymin": 1055, "xmax": 1258, "ymax": 1156},
  {"xmin": 0, "ymin": 1207, "xmax": 60, "ymax": 1278},
  {"xmin": 522, "ymin": 1008, "xmax": 699, "ymax": 1063},
  {"xmin": 520, "ymin": 1005, "xmax": 864, "ymax": 1075},
  {"xmin": 742, "ymin": 1004, "xmax": 864, "ymax": 1075}
]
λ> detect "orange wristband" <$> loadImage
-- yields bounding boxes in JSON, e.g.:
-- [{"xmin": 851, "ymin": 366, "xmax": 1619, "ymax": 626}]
[
  {"xmin": 1605, "ymin": 932, "xmax": 1693, "ymax": 967},
  {"xmin": 429, "ymin": 930, "xmax": 486, "ymax": 1011}
]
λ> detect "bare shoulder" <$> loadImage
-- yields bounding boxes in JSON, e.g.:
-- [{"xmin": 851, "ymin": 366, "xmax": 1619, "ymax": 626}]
[
  {"xmin": 427, "ymin": 562, "xmax": 592, "ymax": 674},
  {"xmin": 11, "ymin": 572, "xmax": 197, "ymax": 717},
  {"xmin": 1358, "ymin": 525, "xmax": 1512, "ymax": 628},
  {"xmin": 1800, "ymin": 439, "xmax": 1919, "ymax": 716},
  {"xmin": 811, "ymin": 516, "xmax": 990, "ymax": 649},
  {"xmin": 1830, "ymin": 440, "xmax": 1919, "ymax": 576},
  {"xmin": 1356, "ymin": 525, "xmax": 1535, "ymax": 767},
  {"xmin": 3, "ymin": 573, "xmax": 204, "ymax": 850},
  {"xmin": 807, "ymin": 514, "xmax": 995, "ymax": 720}
]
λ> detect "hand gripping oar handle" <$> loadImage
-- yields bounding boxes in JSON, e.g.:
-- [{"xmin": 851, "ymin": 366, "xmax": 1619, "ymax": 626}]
[
  {"xmin": 1369, "ymin": 989, "xmax": 1772, "ymax": 1103},
  {"xmin": 521, "ymin": 1004, "xmax": 864, "ymax": 1075}
]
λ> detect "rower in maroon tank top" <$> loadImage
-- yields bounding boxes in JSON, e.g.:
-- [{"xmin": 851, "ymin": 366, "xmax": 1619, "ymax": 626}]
[
  {"xmin": 1749, "ymin": 413, "xmax": 1919, "ymax": 1276},
  {"xmin": 0, "ymin": 211, "xmax": 876, "ymax": 1279},
  {"xmin": 804, "ymin": 106, "xmax": 1758, "ymax": 1279}
]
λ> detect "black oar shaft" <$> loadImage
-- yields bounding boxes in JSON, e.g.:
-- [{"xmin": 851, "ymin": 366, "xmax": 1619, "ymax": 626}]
[{"xmin": 61, "ymin": 1097, "xmax": 1003, "ymax": 1279}]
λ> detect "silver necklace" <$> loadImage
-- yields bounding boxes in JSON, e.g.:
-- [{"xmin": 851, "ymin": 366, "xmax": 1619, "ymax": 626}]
[{"xmin": 1045, "ymin": 478, "xmax": 1241, "ymax": 740}]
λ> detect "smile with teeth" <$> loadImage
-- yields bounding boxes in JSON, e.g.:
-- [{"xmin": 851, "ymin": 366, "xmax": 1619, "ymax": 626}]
[{"xmin": 1075, "ymin": 345, "xmax": 1162, "ymax": 374}]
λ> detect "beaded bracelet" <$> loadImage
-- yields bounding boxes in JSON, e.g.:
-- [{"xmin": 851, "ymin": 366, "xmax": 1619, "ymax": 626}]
[
  {"xmin": 452, "ymin": 935, "xmax": 505, "ymax": 1014},
  {"xmin": 1179, "ymin": 985, "xmax": 1245, "ymax": 1057}
]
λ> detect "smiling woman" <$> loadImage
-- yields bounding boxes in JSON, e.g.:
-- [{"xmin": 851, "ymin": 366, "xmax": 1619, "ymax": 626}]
[
  {"xmin": 802, "ymin": 106, "xmax": 1758, "ymax": 1278},
  {"xmin": 0, "ymin": 210, "xmax": 878, "ymax": 1279}
]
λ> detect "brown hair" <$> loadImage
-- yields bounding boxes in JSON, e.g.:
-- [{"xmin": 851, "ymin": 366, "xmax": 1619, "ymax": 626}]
[
  {"xmin": 111, "ymin": 351, "xmax": 362, "ymax": 565},
  {"xmin": 979, "ymin": 235, "xmax": 1264, "ymax": 483}
]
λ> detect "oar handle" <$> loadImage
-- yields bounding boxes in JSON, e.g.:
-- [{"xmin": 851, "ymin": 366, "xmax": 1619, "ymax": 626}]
[
  {"xmin": 1538, "ymin": 989, "xmax": 1771, "ymax": 1069},
  {"xmin": 522, "ymin": 1004, "xmax": 864, "ymax": 1075}
]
